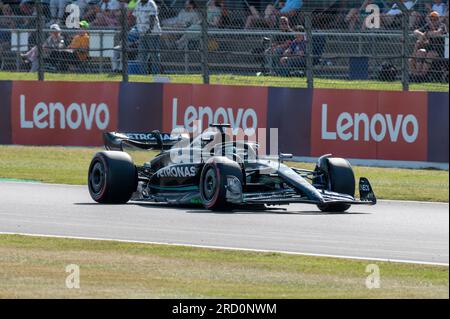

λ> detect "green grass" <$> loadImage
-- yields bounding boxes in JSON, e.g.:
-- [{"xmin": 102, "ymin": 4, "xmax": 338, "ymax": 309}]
[
  {"xmin": 0, "ymin": 145, "xmax": 448, "ymax": 202},
  {"xmin": 0, "ymin": 234, "xmax": 447, "ymax": 298},
  {"xmin": 0, "ymin": 71, "xmax": 448, "ymax": 92}
]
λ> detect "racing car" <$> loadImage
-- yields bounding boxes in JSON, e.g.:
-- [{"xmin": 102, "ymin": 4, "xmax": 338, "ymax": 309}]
[{"xmin": 88, "ymin": 124, "xmax": 376, "ymax": 212}]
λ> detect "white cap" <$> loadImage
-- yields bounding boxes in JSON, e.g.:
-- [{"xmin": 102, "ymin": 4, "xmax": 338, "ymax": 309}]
[{"xmin": 50, "ymin": 24, "xmax": 61, "ymax": 31}]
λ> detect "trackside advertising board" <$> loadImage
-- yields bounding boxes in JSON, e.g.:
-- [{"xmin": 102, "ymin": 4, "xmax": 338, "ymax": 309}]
[
  {"xmin": 310, "ymin": 89, "xmax": 428, "ymax": 161},
  {"xmin": 10, "ymin": 81, "xmax": 119, "ymax": 146},
  {"xmin": 162, "ymin": 83, "xmax": 268, "ymax": 138},
  {"xmin": 0, "ymin": 81, "xmax": 447, "ymax": 165}
]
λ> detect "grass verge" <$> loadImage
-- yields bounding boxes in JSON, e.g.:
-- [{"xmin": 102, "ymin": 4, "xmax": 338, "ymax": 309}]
[
  {"xmin": 0, "ymin": 145, "xmax": 448, "ymax": 202},
  {"xmin": 1, "ymin": 71, "xmax": 448, "ymax": 92},
  {"xmin": 0, "ymin": 234, "xmax": 447, "ymax": 298}
]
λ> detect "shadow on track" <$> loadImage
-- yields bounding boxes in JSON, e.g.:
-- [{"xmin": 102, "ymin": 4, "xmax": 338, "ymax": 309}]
[
  {"xmin": 130, "ymin": 203, "xmax": 370, "ymax": 215},
  {"xmin": 74, "ymin": 202, "xmax": 369, "ymax": 215}
]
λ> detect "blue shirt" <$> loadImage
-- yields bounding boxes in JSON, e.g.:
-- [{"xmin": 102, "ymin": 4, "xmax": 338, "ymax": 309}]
[
  {"xmin": 280, "ymin": 0, "xmax": 303, "ymax": 14},
  {"xmin": 289, "ymin": 39, "xmax": 306, "ymax": 54}
]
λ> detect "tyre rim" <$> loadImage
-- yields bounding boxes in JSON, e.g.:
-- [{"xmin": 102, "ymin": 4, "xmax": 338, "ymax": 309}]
[
  {"xmin": 90, "ymin": 161, "xmax": 105, "ymax": 195},
  {"xmin": 203, "ymin": 168, "xmax": 217, "ymax": 201}
]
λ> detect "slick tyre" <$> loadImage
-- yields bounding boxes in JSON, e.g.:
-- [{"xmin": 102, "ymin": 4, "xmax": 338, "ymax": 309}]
[
  {"xmin": 200, "ymin": 157, "xmax": 243, "ymax": 211},
  {"xmin": 88, "ymin": 151, "xmax": 137, "ymax": 204},
  {"xmin": 317, "ymin": 157, "xmax": 355, "ymax": 213}
]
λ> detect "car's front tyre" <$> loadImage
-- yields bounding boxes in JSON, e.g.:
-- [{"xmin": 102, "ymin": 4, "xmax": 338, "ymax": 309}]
[
  {"xmin": 88, "ymin": 151, "xmax": 137, "ymax": 204},
  {"xmin": 316, "ymin": 157, "xmax": 355, "ymax": 213},
  {"xmin": 199, "ymin": 157, "xmax": 243, "ymax": 211}
]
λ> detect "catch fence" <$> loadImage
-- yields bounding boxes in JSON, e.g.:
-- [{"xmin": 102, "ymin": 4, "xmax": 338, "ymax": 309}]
[{"xmin": 0, "ymin": 0, "xmax": 448, "ymax": 90}]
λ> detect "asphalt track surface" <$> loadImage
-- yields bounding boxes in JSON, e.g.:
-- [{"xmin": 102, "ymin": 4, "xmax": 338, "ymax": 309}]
[{"xmin": 0, "ymin": 181, "xmax": 448, "ymax": 265}]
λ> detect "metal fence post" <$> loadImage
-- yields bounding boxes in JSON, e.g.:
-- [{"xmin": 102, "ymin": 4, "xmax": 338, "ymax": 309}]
[
  {"xmin": 305, "ymin": 12, "xmax": 314, "ymax": 89},
  {"xmin": 401, "ymin": 10, "xmax": 410, "ymax": 91},
  {"xmin": 200, "ymin": 0, "xmax": 209, "ymax": 84},
  {"xmin": 120, "ymin": 6, "xmax": 128, "ymax": 82},
  {"xmin": 36, "ymin": 0, "xmax": 44, "ymax": 81},
  {"xmin": 100, "ymin": 32, "xmax": 104, "ymax": 73}
]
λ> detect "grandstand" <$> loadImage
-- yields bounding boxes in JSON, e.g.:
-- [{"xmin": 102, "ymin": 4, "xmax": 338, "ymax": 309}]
[{"xmin": 0, "ymin": 0, "xmax": 448, "ymax": 88}]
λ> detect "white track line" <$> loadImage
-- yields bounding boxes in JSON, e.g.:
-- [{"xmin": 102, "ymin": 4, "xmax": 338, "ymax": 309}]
[{"xmin": 0, "ymin": 231, "xmax": 448, "ymax": 267}]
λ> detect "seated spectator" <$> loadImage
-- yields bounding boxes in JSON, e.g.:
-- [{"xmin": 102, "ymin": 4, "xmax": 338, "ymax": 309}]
[
  {"xmin": 215, "ymin": 0, "xmax": 231, "ymax": 27},
  {"xmin": 173, "ymin": 0, "xmax": 222, "ymax": 49},
  {"xmin": 0, "ymin": 2, "xmax": 16, "ymax": 28},
  {"xmin": 16, "ymin": 0, "xmax": 38, "ymax": 28},
  {"xmin": 264, "ymin": 16, "xmax": 293, "ymax": 71},
  {"xmin": 111, "ymin": 30, "xmax": 139, "ymax": 72},
  {"xmin": 277, "ymin": 25, "xmax": 306, "ymax": 76},
  {"xmin": 0, "ymin": 1, "xmax": 21, "ymax": 15},
  {"xmin": 207, "ymin": 0, "xmax": 222, "ymax": 27},
  {"xmin": 0, "ymin": 2, "xmax": 16, "ymax": 67},
  {"xmin": 346, "ymin": 0, "xmax": 386, "ymax": 31},
  {"xmin": 381, "ymin": 0, "xmax": 421, "ymax": 29},
  {"xmin": 161, "ymin": 0, "xmax": 200, "ymax": 29},
  {"xmin": 244, "ymin": 1, "xmax": 284, "ymax": 29},
  {"xmin": 409, "ymin": 11, "xmax": 448, "ymax": 81},
  {"xmin": 83, "ymin": 0, "xmax": 108, "ymax": 22},
  {"xmin": 161, "ymin": 0, "xmax": 200, "ymax": 49},
  {"xmin": 74, "ymin": 0, "xmax": 92, "ymax": 18},
  {"xmin": 57, "ymin": 20, "xmax": 90, "ymax": 71},
  {"xmin": 90, "ymin": 0, "xmax": 122, "ymax": 27},
  {"xmin": 21, "ymin": 23, "xmax": 65, "ymax": 72},
  {"xmin": 132, "ymin": 0, "xmax": 161, "ymax": 74},
  {"xmin": 69, "ymin": 20, "xmax": 90, "ymax": 59},
  {"xmin": 19, "ymin": 0, "xmax": 34, "ymax": 14},
  {"xmin": 425, "ymin": 0, "xmax": 448, "ymax": 24},
  {"xmin": 426, "ymin": 0, "xmax": 447, "ymax": 17},
  {"xmin": 49, "ymin": 0, "xmax": 68, "ymax": 24}
]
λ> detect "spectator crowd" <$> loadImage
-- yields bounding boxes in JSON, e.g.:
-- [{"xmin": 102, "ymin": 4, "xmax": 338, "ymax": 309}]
[
  {"xmin": 1, "ymin": 1, "xmax": 447, "ymax": 31},
  {"xmin": 0, "ymin": 0, "xmax": 448, "ymax": 80}
]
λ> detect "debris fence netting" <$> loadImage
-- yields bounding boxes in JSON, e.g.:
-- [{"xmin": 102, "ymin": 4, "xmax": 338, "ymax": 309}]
[{"xmin": 0, "ymin": 0, "xmax": 448, "ymax": 90}]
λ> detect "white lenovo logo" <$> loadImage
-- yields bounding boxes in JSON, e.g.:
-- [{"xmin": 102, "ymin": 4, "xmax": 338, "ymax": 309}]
[
  {"xmin": 321, "ymin": 104, "xmax": 419, "ymax": 143},
  {"xmin": 171, "ymin": 98, "xmax": 258, "ymax": 135},
  {"xmin": 19, "ymin": 94, "xmax": 110, "ymax": 130}
]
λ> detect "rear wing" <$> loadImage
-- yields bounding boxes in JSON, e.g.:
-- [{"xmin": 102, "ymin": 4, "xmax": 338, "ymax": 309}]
[{"xmin": 103, "ymin": 131, "xmax": 186, "ymax": 151}]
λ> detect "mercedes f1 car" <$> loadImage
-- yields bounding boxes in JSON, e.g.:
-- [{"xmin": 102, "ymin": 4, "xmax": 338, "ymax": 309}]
[{"xmin": 88, "ymin": 124, "xmax": 376, "ymax": 212}]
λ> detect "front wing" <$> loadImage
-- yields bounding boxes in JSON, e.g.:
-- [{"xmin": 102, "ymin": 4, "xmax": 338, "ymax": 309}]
[{"xmin": 239, "ymin": 177, "xmax": 376, "ymax": 206}]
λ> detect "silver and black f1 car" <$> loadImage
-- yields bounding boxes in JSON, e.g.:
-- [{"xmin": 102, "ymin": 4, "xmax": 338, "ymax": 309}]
[{"xmin": 88, "ymin": 124, "xmax": 376, "ymax": 212}]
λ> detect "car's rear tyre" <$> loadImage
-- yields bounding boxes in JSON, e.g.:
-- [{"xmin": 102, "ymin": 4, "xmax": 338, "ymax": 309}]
[
  {"xmin": 317, "ymin": 157, "xmax": 355, "ymax": 213},
  {"xmin": 88, "ymin": 151, "xmax": 137, "ymax": 204},
  {"xmin": 200, "ymin": 157, "xmax": 243, "ymax": 211}
]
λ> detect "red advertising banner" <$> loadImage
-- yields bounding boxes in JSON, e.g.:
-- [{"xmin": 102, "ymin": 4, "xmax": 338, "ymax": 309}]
[
  {"xmin": 162, "ymin": 84, "xmax": 268, "ymax": 138},
  {"xmin": 10, "ymin": 81, "xmax": 119, "ymax": 146},
  {"xmin": 3, "ymin": 79, "xmax": 442, "ymax": 165},
  {"xmin": 310, "ymin": 89, "xmax": 428, "ymax": 161}
]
